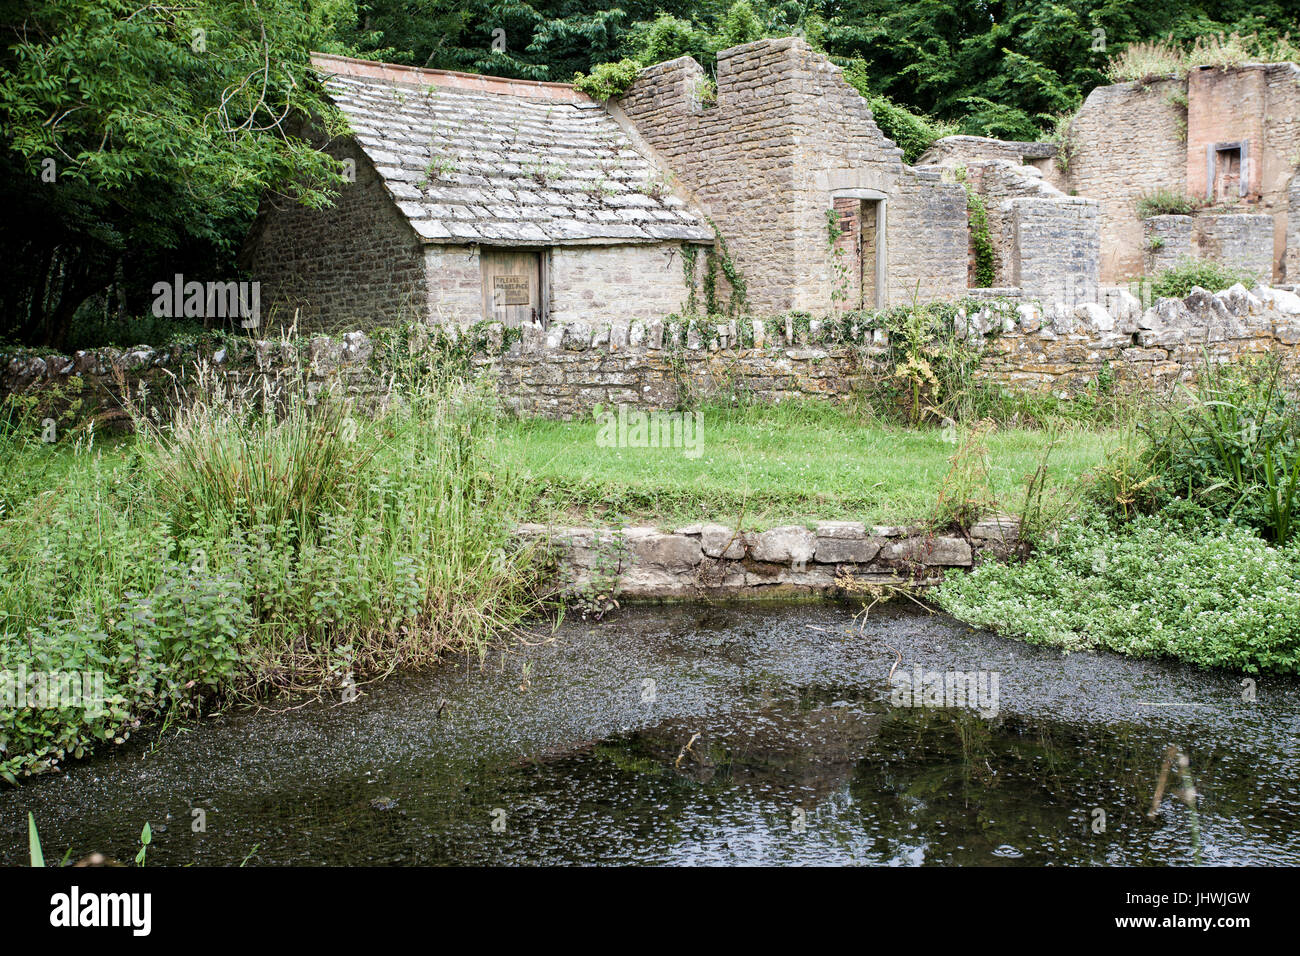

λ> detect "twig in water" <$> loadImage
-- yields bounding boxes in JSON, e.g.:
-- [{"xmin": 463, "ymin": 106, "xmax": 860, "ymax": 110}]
[
  {"xmin": 884, "ymin": 643, "xmax": 903, "ymax": 682},
  {"xmin": 1147, "ymin": 743, "xmax": 1203, "ymax": 864},
  {"xmin": 675, "ymin": 732, "xmax": 701, "ymax": 769}
]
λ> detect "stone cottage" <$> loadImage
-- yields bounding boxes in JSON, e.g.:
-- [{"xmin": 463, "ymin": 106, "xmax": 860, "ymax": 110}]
[
  {"xmin": 242, "ymin": 54, "xmax": 714, "ymax": 331},
  {"xmin": 921, "ymin": 60, "xmax": 1300, "ymax": 285},
  {"xmin": 245, "ymin": 38, "xmax": 981, "ymax": 330}
]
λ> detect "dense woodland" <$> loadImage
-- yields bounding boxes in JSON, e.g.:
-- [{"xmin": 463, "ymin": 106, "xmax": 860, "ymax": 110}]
[{"xmin": 2, "ymin": 0, "xmax": 1298, "ymax": 348}]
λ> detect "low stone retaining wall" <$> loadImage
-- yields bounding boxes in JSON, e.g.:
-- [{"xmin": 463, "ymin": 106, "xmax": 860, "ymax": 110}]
[
  {"xmin": 518, "ymin": 516, "xmax": 1019, "ymax": 600},
  {"xmin": 5, "ymin": 284, "xmax": 1300, "ymax": 426}
]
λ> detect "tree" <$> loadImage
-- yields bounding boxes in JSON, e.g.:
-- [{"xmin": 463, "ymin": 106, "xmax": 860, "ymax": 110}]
[{"xmin": 0, "ymin": 0, "xmax": 351, "ymax": 346}]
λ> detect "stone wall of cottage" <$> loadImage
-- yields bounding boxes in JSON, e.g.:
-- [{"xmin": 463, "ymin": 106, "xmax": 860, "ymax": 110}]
[
  {"xmin": 423, "ymin": 243, "xmax": 697, "ymax": 326},
  {"xmin": 1194, "ymin": 214, "xmax": 1276, "ymax": 275},
  {"xmin": 616, "ymin": 37, "xmax": 966, "ymax": 314},
  {"xmin": 1289, "ymin": 172, "xmax": 1300, "ymax": 281},
  {"xmin": 962, "ymin": 160, "xmax": 1101, "ymax": 304},
  {"xmin": 1186, "ymin": 63, "xmax": 1300, "ymax": 278},
  {"xmin": 424, "ymin": 245, "xmax": 484, "ymax": 324},
  {"xmin": 1144, "ymin": 215, "xmax": 1195, "ymax": 272},
  {"xmin": 549, "ymin": 244, "xmax": 695, "ymax": 324},
  {"xmin": 241, "ymin": 134, "xmax": 427, "ymax": 332}
]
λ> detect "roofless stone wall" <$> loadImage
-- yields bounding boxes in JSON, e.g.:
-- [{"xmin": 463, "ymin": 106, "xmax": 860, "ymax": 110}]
[
  {"xmin": 616, "ymin": 36, "xmax": 967, "ymax": 313},
  {"xmin": 8, "ymin": 286, "xmax": 1300, "ymax": 427},
  {"xmin": 961, "ymin": 160, "xmax": 1100, "ymax": 304},
  {"xmin": 1065, "ymin": 77, "xmax": 1189, "ymax": 283}
]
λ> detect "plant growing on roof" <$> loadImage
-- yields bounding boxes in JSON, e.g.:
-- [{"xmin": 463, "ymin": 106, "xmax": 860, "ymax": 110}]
[
  {"xmin": 640, "ymin": 172, "xmax": 674, "ymax": 200},
  {"xmin": 423, "ymin": 153, "xmax": 459, "ymax": 186},
  {"xmin": 571, "ymin": 59, "xmax": 642, "ymax": 102}
]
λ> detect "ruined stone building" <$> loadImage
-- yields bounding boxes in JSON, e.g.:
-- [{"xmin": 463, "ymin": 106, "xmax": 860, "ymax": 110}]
[
  {"xmin": 244, "ymin": 38, "xmax": 977, "ymax": 330},
  {"xmin": 243, "ymin": 39, "xmax": 1300, "ymax": 332},
  {"xmin": 922, "ymin": 60, "xmax": 1300, "ymax": 286},
  {"xmin": 242, "ymin": 54, "xmax": 714, "ymax": 331}
]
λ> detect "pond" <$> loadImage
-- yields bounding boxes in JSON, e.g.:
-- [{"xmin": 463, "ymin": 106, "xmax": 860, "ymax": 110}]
[{"xmin": 3, "ymin": 602, "xmax": 1298, "ymax": 866}]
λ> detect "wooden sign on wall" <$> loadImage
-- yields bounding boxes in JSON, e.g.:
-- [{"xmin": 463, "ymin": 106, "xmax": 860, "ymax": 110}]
[{"xmin": 493, "ymin": 275, "xmax": 530, "ymax": 305}]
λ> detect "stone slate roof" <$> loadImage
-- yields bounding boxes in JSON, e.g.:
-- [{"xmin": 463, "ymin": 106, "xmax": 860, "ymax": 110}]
[{"xmin": 314, "ymin": 55, "xmax": 713, "ymax": 246}]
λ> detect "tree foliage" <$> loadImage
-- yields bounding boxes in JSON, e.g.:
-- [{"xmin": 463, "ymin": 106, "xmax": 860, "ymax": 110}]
[
  {"xmin": 0, "ymin": 0, "xmax": 351, "ymax": 346},
  {"xmin": 5, "ymin": 0, "xmax": 1300, "ymax": 346}
]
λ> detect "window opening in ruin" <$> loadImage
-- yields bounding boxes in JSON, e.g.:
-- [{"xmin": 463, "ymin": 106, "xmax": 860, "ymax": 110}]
[{"xmin": 1207, "ymin": 141, "xmax": 1248, "ymax": 203}]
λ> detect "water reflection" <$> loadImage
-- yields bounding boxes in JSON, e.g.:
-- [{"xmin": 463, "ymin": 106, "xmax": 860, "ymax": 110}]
[{"xmin": 2, "ymin": 603, "xmax": 1297, "ymax": 866}]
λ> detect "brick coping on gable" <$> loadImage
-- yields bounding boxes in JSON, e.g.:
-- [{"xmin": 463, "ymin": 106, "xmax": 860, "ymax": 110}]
[{"xmin": 309, "ymin": 52, "xmax": 593, "ymax": 104}]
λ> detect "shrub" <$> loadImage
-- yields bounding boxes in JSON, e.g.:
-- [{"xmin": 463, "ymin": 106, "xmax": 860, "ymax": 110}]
[
  {"xmin": 1146, "ymin": 258, "xmax": 1258, "ymax": 298},
  {"xmin": 572, "ymin": 58, "xmax": 642, "ymax": 101},
  {"xmin": 842, "ymin": 59, "xmax": 958, "ymax": 163},
  {"xmin": 935, "ymin": 508, "xmax": 1300, "ymax": 674},
  {"xmin": 1135, "ymin": 188, "xmax": 1198, "ymax": 218}
]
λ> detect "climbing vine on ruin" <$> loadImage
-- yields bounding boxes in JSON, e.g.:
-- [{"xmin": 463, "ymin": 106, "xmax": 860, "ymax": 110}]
[
  {"xmin": 704, "ymin": 217, "xmax": 748, "ymax": 317},
  {"xmin": 681, "ymin": 244, "xmax": 700, "ymax": 316},
  {"xmin": 964, "ymin": 189, "xmax": 996, "ymax": 288},
  {"xmin": 826, "ymin": 208, "xmax": 851, "ymax": 309}
]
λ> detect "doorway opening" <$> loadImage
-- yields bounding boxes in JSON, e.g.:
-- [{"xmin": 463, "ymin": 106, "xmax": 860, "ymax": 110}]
[
  {"xmin": 831, "ymin": 193, "xmax": 886, "ymax": 310},
  {"xmin": 1207, "ymin": 141, "xmax": 1249, "ymax": 203}
]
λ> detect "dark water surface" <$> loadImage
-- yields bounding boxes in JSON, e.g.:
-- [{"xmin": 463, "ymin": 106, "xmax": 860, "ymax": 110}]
[{"xmin": 3, "ymin": 603, "xmax": 1298, "ymax": 866}]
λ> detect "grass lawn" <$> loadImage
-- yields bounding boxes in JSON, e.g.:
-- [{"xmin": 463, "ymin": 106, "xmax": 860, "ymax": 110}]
[{"xmin": 495, "ymin": 401, "xmax": 1117, "ymax": 529}]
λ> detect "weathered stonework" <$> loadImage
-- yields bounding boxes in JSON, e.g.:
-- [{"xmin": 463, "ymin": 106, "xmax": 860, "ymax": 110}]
[
  {"xmin": 12, "ymin": 285, "xmax": 1298, "ymax": 428},
  {"xmin": 1065, "ymin": 77, "xmax": 1191, "ymax": 283},
  {"xmin": 1144, "ymin": 215, "xmax": 1195, "ymax": 273},
  {"xmin": 615, "ymin": 37, "xmax": 968, "ymax": 314},
  {"xmin": 516, "ymin": 517, "xmax": 1019, "ymax": 600},
  {"xmin": 1194, "ymin": 214, "xmax": 1275, "ymax": 276},
  {"xmin": 241, "ymin": 133, "xmax": 426, "ymax": 332}
]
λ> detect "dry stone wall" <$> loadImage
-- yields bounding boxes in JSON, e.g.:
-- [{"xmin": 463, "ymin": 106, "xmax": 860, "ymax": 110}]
[{"xmin": 11, "ymin": 285, "xmax": 1300, "ymax": 427}]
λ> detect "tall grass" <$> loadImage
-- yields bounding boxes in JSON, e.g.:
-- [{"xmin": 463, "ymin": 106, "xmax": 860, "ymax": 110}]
[
  {"xmin": 1092, "ymin": 353, "xmax": 1300, "ymax": 544},
  {"xmin": 1108, "ymin": 32, "xmax": 1300, "ymax": 82},
  {"xmin": 0, "ymin": 360, "xmax": 549, "ymax": 783}
]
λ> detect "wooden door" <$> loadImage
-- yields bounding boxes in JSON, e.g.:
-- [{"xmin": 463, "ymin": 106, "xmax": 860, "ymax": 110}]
[{"xmin": 481, "ymin": 250, "xmax": 545, "ymax": 326}]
